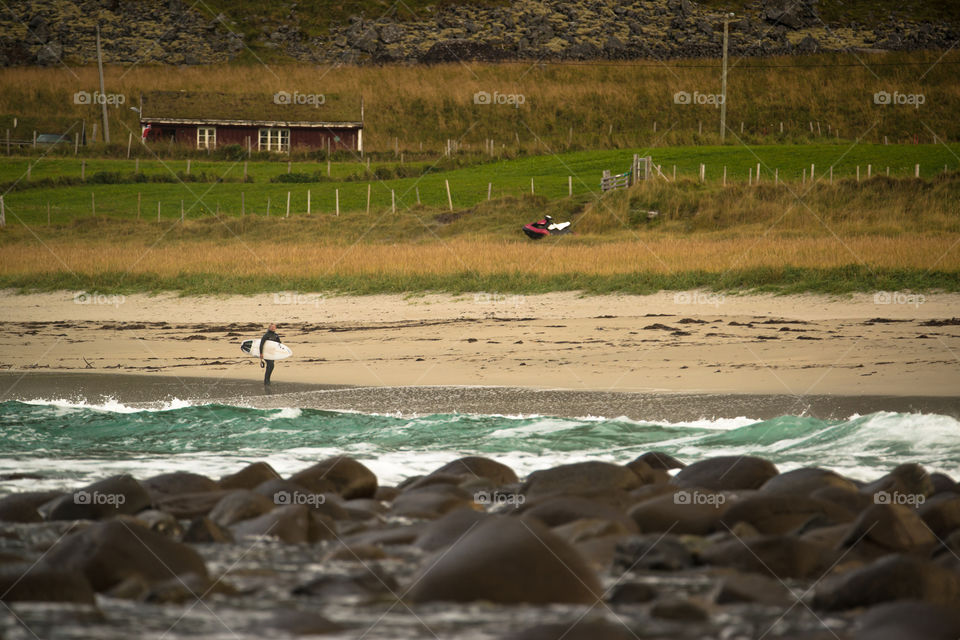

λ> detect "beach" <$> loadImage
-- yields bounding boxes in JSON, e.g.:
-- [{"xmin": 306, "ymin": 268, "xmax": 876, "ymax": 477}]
[{"xmin": 2, "ymin": 290, "xmax": 958, "ymax": 399}]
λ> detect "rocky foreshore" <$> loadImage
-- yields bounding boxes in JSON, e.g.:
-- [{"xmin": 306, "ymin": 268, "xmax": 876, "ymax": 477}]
[
  {"xmin": 1, "ymin": 453, "xmax": 959, "ymax": 638},
  {"xmin": 2, "ymin": 0, "xmax": 957, "ymax": 66}
]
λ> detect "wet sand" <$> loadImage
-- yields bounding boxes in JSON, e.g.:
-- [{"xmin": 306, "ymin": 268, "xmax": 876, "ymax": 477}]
[{"xmin": 2, "ymin": 372, "xmax": 958, "ymax": 419}]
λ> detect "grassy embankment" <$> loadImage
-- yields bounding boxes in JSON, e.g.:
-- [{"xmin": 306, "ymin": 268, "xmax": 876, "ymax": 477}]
[{"xmin": 1, "ymin": 51, "xmax": 957, "ymax": 153}]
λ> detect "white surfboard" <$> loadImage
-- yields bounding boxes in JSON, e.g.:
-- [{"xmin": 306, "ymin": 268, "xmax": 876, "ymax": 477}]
[{"xmin": 240, "ymin": 339, "xmax": 293, "ymax": 360}]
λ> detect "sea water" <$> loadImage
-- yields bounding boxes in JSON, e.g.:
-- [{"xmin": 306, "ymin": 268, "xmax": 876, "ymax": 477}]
[{"xmin": 2, "ymin": 398, "xmax": 958, "ymax": 494}]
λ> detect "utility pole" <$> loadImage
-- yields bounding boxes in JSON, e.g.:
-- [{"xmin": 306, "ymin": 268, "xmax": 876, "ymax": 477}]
[
  {"xmin": 96, "ymin": 24, "xmax": 110, "ymax": 143},
  {"xmin": 720, "ymin": 13, "xmax": 734, "ymax": 142}
]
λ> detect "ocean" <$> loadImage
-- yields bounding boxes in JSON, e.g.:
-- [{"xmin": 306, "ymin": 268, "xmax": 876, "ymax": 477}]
[{"xmin": 3, "ymin": 397, "xmax": 958, "ymax": 495}]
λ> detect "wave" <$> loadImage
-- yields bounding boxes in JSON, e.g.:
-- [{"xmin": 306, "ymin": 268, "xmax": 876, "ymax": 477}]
[{"xmin": 1, "ymin": 400, "xmax": 957, "ymax": 493}]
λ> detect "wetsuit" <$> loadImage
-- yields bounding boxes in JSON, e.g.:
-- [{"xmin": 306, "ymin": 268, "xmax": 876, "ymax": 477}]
[{"xmin": 259, "ymin": 329, "xmax": 281, "ymax": 384}]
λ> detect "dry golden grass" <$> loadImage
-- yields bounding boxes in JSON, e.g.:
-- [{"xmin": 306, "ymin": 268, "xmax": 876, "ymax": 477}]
[
  {"xmin": 2, "ymin": 51, "xmax": 957, "ymax": 151},
  {"xmin": 2, "ymin": 235, "xmax": 957, "ymax": 279}
]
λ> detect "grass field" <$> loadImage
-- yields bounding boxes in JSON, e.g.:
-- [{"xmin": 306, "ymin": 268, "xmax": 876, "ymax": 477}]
[
  {"xmin": 2, "ymin": 52, "xmax": 958, "ymax": 153},
  {"xmin": 2, "ymin": 144, "xmax": 957, "ymax": 223}
]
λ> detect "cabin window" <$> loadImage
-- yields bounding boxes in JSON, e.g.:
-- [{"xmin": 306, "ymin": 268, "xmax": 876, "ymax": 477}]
[
  {"xmin": 259, "ymin": 128, "xmax": 289, "ymax": 152},
  {"xmin": 197, "ymin": 127, "xmax": 216, "ymax": 150}
]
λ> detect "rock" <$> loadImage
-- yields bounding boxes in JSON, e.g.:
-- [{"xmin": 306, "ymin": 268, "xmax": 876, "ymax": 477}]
[
  {"xmin": 919, "ymin": 494, "xmax": 960, "ymax": 538},
  {"xmin": 429, "ymin": 456, "xmax": 518, "ymax": 486},
  {"xmin": 622, "ymin": 457, "xmax": 668, "ymax": 484},
  {"xmin": 343, "ymin": 522, "xmax": 425, "ymax": 547},
  {"xmin": 219, "ymin": 462, "xmax": 281, "ymax": 490},
  {"xmin": 631, "ymin": 452, "xmax": 685, "ymax": 471},
  {"xmin": 183, "ymin": 516, "xmax": 234, "ymax": 543},
  {"xmin": 715, "ymin": 571, "xmax": 793, "ymax": 606},
  {"xmin": 760, "ymin": 467, "xmax": 858, "ymax": 496},
  {"xmin": 42, "ymin": 519, "xmax": 208, "ymax": 592},
  {"xmin": 613, "ymin": 534, "xmax": 696, "ymax": 572},
  {"xmin": 815, "ymin": 554, "xmax": 960, "ymax": 611},
  {"xmin": 650, "ymin": 597, "xmax": 709, "ymax": 621},
  {"xmin": 407, "ymin": 516, "xmax": 602, "ymax": 604},
  {"xmin": 0, "ymin": 491, "xmax": 63, "ymax": 523},
  {"xmin": 46, "ymin": 475, "xmax": 152, "ymax": 521},
  {"xmin": 153, "ymin": 490, "xmax": 232, "ymax": 519},
  {"xmin": 860, "ymin": 463, "xmax": 934, "ymax": 503},
  {"xmin": 503, "ymin": 618, "xmax": 638, "ymax": 640},
  {"xmin": 289, "ymin": 456, "xmax": 377, "ymax": 499},
  {"xmin": 700, "ymin": 535, "xmax": 833, "ymax": 580},
  {"xmin": 628, "ymin": 489, "xmax": 727, "ymax": 535},
  {"xmin": 721, "ymin": 494, "xmax": 854, "ymax": 534},
  {"xmin": 209, "ymin": 490, "xmax": 275, "ymax": 527},
  {"xmin": 796, "ymin": 35, "xmax": 820, "ymax": 54},
  {"xmin": 853, "ymin": 600, "xmax": 960, "ymax": 640},
  {"xmin": 415, "ymin": 508, "xmax": 489, "ymax": 551},
  {"xmin": 0, "ymin": 565, "xmax": 96, "ymax": 604},
  {"xmin": 231, "ymin": 505, "xmax": 336, "ymax": 544},
  {"xmin": 390, "ymin": 484, "xmax": 476, "ymax": 519},
  {"xmin": 292, "ymin": 567, "xmax": 397, "ymax": 599},
  {"xmin": 672, "ymin": 456, "xmax": 778, "ymax": 491},
  {"xmin": 554, "ymin": 518, "xmax": 632, "ymax": 545},
  {"xmin": 522, "ymin": 461, "xmax": 641, "ymax": 499},
  {"xmin": 378, "ymin": 23, "xmax": 405, "ymax": 44},
  {"xmin": 841, "ymin": 503, "xmax": 936, "ymax": 553},
  {"xmin": 608, "ymin": 581, "xmax": 657, "ymax": 603},
  {"xmin": 930, "ymin": 473, "xmax": 958, "ymax": 495},
  {"xmin": 142, "ymin": 471, "xmax": 218, "ymax": 502},
  {"xmin": 251, "ymin": 609, "xmax": 344, "ymax": 635},
  {"xmin": 518, "ymin": 495, "xmax": 637, "ymax": 532},
  {"xmin": 134, "ymin": 509, "xmax": 183, "ymax": 538}
]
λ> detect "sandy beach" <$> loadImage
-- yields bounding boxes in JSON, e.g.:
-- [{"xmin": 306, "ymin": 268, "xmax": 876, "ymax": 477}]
[{"xmin": 1, "ymin": 290, "xmax": 958, "ymax": 398}]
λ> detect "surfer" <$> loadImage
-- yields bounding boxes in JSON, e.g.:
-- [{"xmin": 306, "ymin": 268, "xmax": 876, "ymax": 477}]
[{"xmin": 259, "ymin": 323, "xmax": 281, "ymax": 385}]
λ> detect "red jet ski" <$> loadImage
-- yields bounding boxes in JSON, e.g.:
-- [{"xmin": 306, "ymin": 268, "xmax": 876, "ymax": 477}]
[{"xmin": 522, "ymin": 215, "xmax": 572, "ymax": 239}]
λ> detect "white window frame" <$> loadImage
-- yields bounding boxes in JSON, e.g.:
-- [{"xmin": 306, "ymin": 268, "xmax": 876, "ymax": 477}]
[
  {"xmin": 258, "ymin": 128, "xmax": 290, "ymax": 153},
  {"xmin": 197, "ymin": 126, "xmax": 216, "ymax": 150}
]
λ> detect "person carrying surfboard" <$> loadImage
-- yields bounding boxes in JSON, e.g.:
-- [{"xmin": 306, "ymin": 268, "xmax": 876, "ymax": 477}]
[{"xmin": 259, "ymin": 323, "xmax": 281, "ymax": 385}]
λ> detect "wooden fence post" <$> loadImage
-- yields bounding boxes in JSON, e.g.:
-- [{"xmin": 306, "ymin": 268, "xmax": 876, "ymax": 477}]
[
  {"xmin": 126, "ymin": 132, "xmax": 132, "ymax": 158},
  {"xmin": 366, "ymin": 184, "xmax": 371, "ymax": 213},
  {"xmin": 856, "ymin": 166, "xmax": 860, "ymax": 182},
  {"xmin": 915, "ymin": 164, "xmax": 920, "ymax": 178},
  {"xmin": 81, "ymin": 160, "xmax": 86, "ymax": 182},
  {"xmin": 748, "ymin": 168, "xmax": 752, "ymax": 186},
  {"xmin": 568, "ymin": 176, "xmax": 572, "ymax": 197},
  {"xmin": 775, "ymin": 168, "xmax": 779, "ymax": 185},
  {"xmin": 243, "ymin": 162, "xmax": 248, "ymax": 180},
  {"xmin": 267, "ymin": 197, "xmax": 270, "ymax": 217},
  {"xmin": 867, "ymin": 164, "xmax": 871, "ymax": 179},
  {"xmin": 241, "ymin": 192, "xmax": 245, "ymax": 215},
  {"xmin": 416, "ymin": 186, "xmax": 420, "ymax": 205},
  {"xmin": 186, "ymin": 159, "xmax": 191, "ymax": 175},
  {"xmin": 286, "ymin": 191, "xmax": 291, "ymax": 217},
  {"xmin": 699, "ymin": 164, "xmax": 705, "ymax": 183},
  {"xmin": 0, "ymin": 196, "xmax": 5, "ymax": 229},
  {"xmin": 723, "ymin": 166, "xmax": 727, "ymax": 187},
  {"xmin": 335, "ymin": 189, "xmax": 340, "ymax": 216},
  {"xmin": 810, "ymin": 164, "xmax": 815, "ymax": 182},
  {"xmin": 307, "ymin": 189, "xmax": 311, "ymax": 215},
  {"xmin": 756, "ymin": 163, "xmax": 760, "ymax": 184},
  {"xmin": 445, "ymin": 179, "xmax": 453, "ymax": 211},
  {"xmin": 530, "ymin": 178, "xmax": 534, "ymax": 195},
  {"xmin": 391, "ymin": 189, "xmax": 396, "ymax": 214},
  {"xmin": 488, "ymin": 183, "xmax": 492, "ymax": 200}
]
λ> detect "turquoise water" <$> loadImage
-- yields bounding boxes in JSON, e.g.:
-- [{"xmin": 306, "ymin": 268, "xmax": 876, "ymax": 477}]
[{"xmin": 1, "ymin": 398, "xmax": 958, "ymax": 493}]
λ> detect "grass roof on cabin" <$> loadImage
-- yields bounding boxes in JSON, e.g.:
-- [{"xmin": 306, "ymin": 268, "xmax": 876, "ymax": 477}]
[{"xmin": 141, "ymin": 91, "xmax": 361, "ymax": 123}]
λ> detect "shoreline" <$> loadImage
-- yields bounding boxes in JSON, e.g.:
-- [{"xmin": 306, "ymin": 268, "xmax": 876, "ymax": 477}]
[
  {"xmin": 2, "ymin": 290, "xmax": 958, "ymax": 399},
  {"xmin": 2, "ymin": 372, "xmax": 959, "ymax": 419}
]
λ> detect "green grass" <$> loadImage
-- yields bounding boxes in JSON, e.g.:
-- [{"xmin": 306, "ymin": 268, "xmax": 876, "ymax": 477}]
[
  {"xmin": 2, "ymin": 144, "xmax": 957, "ymax": 224},
  {"xmin": 1, "ymin": 265, "xmax": 957, "ymax": 297}
]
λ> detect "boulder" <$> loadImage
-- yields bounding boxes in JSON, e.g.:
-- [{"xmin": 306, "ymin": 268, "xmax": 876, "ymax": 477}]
[
  {"xmin": 721, "ymin": 494, "xmax": 854, "ymax": 534},
  {"xmin": 628, "ymin": 489, "xmax": 727, "ymax": 535},
  {"xmin": 919, "ymin": 494, "xmax": 960, "ymax": 538},
  {"xmin": 815, "ymin": 554, "xmax": 960, "ymax": 611},
  {"xmin": 672, "ymin": 456, "xmax": 778, "ymax": 491},
  {"xmin": 415, "ymin": 508, "xmax": 489, "ymax": 551},
  {"xmin": 289, "ymin": 456, "xmax": 377, "ymax": 499},
  {"xmin": 853, "ymin": 600, "xmax": 960, "ymax": 640},
  {"xmin": 209, "ymin": 490, "xmax": 275, "ymax": 527},
  {"xmin": 390, "ymin": 484, "xmax": 476, "ymax": 520},
  {"xmin": 700, "ymin": 535, "xmax": 833, "ymax": 580},
  {"xmin": 715, "ymin": 571, "xmax": 793, "ymax": 606},
  {"xmin": 613, "ymin": 534, "xmax": 695, "ymax": 572},
  {"xmin": 153, "ymin": 490, "xmax": 233, "ymax": 519},
  {"xmin": 41, "ymin": 519, "xmax": 208, "ymax": 592},
  {"xmin": 760, "ymin": 467, "xmax": 858, "ymax": 496},
  {"xmin": 0, "ymin": 565, "xmax": 96, "ymax": 604},
  {"xmin": 429, "ymin": 456, "xmax": 518, "ymax": 486},
  {"xmin": 518, "ymin": 495, "xmax": 637, "ymax": 532},
  {"xmin": 406, "ymin": 516, "xmax": 602, "ymax": 604},
  {"xmin": 142, "ymin": 471, "xmax": 218, "ymax": 502},
  {"xmin": 0, "ymin": 491, "xmax": 63, "ymax": 523},
  {"xmin": 230, "ymin": 505, "xmax": 336, "ymax": 544},
  {"xmin": 182, "ymin": 516, "xmax": 234, "ymax": 543},
  {"xmin": 630, "ymin": 451, "xmax": 685, "ymax": 471},
  {"xmin": 219, "ymin": 462, "xmax": 281, "ymax": 490},
  {"xmin": 45, "ymin": 475, "xmax": 152, "ymax": 521},
  {"xmin": 860, "ymin": 463, "xmax": 934, "ymax": 503},
  {"xmin": 522, "ymin": 461, "xmax": 640, "ymax": 499},
  {"xmin": 841, "ymin": 503, "xmax": 936, "ymax": 553}
]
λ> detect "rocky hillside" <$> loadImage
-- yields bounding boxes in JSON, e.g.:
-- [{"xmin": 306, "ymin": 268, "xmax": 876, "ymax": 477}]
[{"xmin": 1, "ymin": 0, "xmax": 956, "ymax": 66}]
